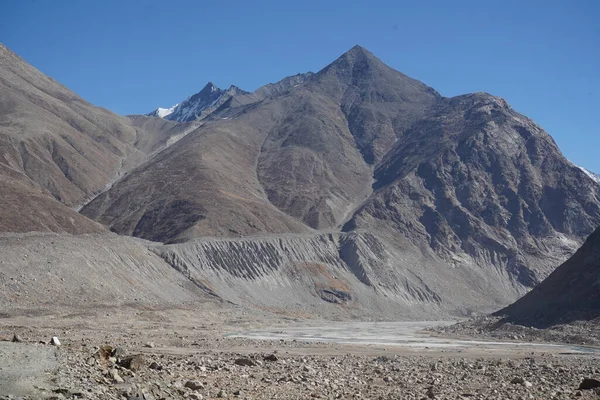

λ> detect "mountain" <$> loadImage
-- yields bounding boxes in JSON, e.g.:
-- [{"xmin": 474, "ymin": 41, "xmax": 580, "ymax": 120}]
[
  {"xmin": 147, "ymin": 73, "xmax": 315, "ymax": 123},
  {"xmin": 579, "ymin": 167, "xmax": 600, "ymax": 184},
  {"xmin": 496, "ymin": 226, "xmax": 600, "ymax": 327},
  {"xmin": 0, "ymin": 43, "xmax": 198, "ymax": 234},
  {"xmin": 4, "ymin": 42, "xmax": 600, "ymax": 317},
  {"xmin": 345, "ymin": 92, "xmax": 600, "ymax": 286},
  {"xmin": 83, "ymin": 46, "xmax": 441, "ymax": 239},
  {"xmin": 148, "ymin": 83, "xmax": 250, "ymax": 122},
  {"xmin": 82, "ymin": 45, "xmax": 600, "ymax": 296}
]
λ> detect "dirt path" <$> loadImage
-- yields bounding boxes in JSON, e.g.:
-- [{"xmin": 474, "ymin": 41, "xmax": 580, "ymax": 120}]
[{"xmin": 0, "ymin": 342, "xmax": 58, "ymax": 397}]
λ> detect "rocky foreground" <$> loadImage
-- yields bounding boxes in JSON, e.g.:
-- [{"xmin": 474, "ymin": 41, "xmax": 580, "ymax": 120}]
[{"xmin": 1, "ymin": 334, "xmax": 600, "ymax": 400}]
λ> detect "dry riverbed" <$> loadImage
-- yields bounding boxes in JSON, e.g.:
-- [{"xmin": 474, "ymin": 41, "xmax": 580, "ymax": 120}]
[{"xmin": 1, "ymin": 308, "xmax": 600, "ymax": 400}]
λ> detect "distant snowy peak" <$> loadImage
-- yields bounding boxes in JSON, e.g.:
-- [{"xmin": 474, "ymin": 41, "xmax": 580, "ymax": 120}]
[
  {"xmin": 580, "ymin": 167, "xmax": 600, "ymax": 183},
  {"xmin": 148, "ymin": 104, "xmax": 178, "ymax": 118},
  {"xmin": 148, "ymin": 82, "xmax": 249, "ymax": 123},
  {"xmin": 148, "ymin": 73, "xmax": 315, "ymax": 123}
]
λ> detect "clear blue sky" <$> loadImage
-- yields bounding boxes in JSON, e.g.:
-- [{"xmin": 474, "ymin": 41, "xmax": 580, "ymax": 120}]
[{"xmin": 1, "ymin": 0, "xmax": 599, "ymax": 172}]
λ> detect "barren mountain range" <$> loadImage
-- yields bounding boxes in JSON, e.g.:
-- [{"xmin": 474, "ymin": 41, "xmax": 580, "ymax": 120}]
[{"xmin": 1, "ymin": 42, "xmax": 599, "ymax": 318}]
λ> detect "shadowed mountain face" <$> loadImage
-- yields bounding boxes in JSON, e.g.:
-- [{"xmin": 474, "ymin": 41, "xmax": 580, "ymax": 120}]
[{"xmin": 496, "ymin": 227, "xmax": 600, "ymax": 327}]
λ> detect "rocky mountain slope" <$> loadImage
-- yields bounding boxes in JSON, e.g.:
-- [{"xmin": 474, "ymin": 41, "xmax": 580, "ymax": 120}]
[
  {"xmin": 3, "ymin": 43, "xmax": 600, "ymax": 318},
  {"xmin": 82, "ymin": 46, "xmax": 442, "ymax": 239},
  {"xmin": 0, "ymin": 43, "xmax": 201, "ymax": 233},
  {"xmin": 84, "ymin": 46, "xmax": 599, "ymax": 287},
  {"xmin": 345, "ymin": 92, "xmax": 600, "ymax": 286},
  {"xmin": 580, "ymin": 167, "xmax": 600, "ymax": 183},
  {"xmin": 496, "ymin": 226, "xmax": 600, "ymax": 327}
]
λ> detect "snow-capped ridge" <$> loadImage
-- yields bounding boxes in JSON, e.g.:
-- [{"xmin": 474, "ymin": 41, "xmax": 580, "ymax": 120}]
[
  {"xmin": 150, "ymin": 104, "xmax": 178, "ymax": 118},
  {"xmin": 580, "ymin": 166, "xmax": 600, "ymax": 183}
]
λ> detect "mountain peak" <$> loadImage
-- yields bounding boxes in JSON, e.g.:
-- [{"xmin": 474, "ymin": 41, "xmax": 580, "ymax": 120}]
[
  {"xmin": 346, "ymin": 44, "xmax": 372, "ymax": 55},
  {"xmin": 200, "ymin": 81, "xmax": 219, "ymax": 94},
  {"xmin": 329, "ymin": 45, "xmax": 380, "ymax": 69}
]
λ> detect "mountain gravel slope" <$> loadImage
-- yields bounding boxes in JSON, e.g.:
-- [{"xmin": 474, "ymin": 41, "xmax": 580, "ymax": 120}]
[
  {"xmin": 0, "ymin": 232, "xmax": 212, "ymax": 313},
  {"xmin": 81, "ymin": 111, "xmax": 313, "ymax": 242},
  {"xmin": 154, "ymin": 230, "xmax": 528, "ymax": 318},
  {"xmin": 0, "ymin": 176, "xmax": 105, "ymax": 234}
]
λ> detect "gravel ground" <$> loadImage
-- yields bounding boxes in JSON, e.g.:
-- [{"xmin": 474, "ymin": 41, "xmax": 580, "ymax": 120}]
[{"xmin": 1, "ymin": 309, "xmax": 600, "ymax": 400}]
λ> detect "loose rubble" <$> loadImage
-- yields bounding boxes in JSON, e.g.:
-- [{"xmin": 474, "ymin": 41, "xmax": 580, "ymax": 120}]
[
  {"xmin": 1, "ymin": 335, "xmax": 599, "ymax": 399},
  {"xmin": 1, "ymin": 308, "xmax": 599, "ymax": 400}
]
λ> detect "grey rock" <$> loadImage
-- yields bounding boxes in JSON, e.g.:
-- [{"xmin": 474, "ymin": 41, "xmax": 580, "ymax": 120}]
[
  {"xmin": 234, "ymin": 357, "xmax": 256, "ymax": 367},
  {"xmin": 109, "ymin": 368, "xmax": 125, "ymax": 383},
  {"xmin": 184, "ymin": 380, "xmax": 204, "ymax": 391}
]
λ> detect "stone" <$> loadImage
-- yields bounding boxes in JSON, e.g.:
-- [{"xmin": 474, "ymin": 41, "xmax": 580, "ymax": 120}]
[
  {"xmin": 144, "ymin": 342, "xmax": 155, "ymax": 348},
  {"xmin": 426, "ymin": 386, "xmax": 436, "ymax": 399},
  {"xmin": 149, "ymin": 361, "xmax": 162, "ymax": 370},
  {"xmin": 112, "ymin": 346, "xmax": 125, "ymax": 359},
  {"xmin": 11, "ymin": 334, "xmax": 23, "ymax": 343},
  {"xmin": 303, "ymin": 365, "xmax": 316, "ymax": 374},
  {"xmin": 50, "ymin": 336, "xmax": 61, "ymax": 346},
  {"xmin": 264, "ymin": 354, "xmax": 278, "ymax": 362},
  {"xmin": 118, "ymin": 354, "xmax": 145, "ymax": 371},
  {"xmin": 578, "ymin": 378, "xmax": 600, "ymax": 390},
  {"xmin": 109, "ymin": 368, "xmax": 125, "ymax": 383},
  {"xmin": 217, "ymin": 389, "xmax": 226, "ymax": 398},
  {"xmin": 234, "ymin": 357, "xmax": 256, "ymax": 367},
  {"xmin": 184, "ymin": 380, "xmax": 204, "ymax": 391}
]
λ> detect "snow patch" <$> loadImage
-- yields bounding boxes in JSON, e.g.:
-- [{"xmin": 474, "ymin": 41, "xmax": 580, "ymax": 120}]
[
  {"xmin": 154, "ymin": 104, "xmax": 178, "ymax": 118},
  {"xmin": 579, "ymin": 167, "xmax": 600, "ymax": 183}
]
